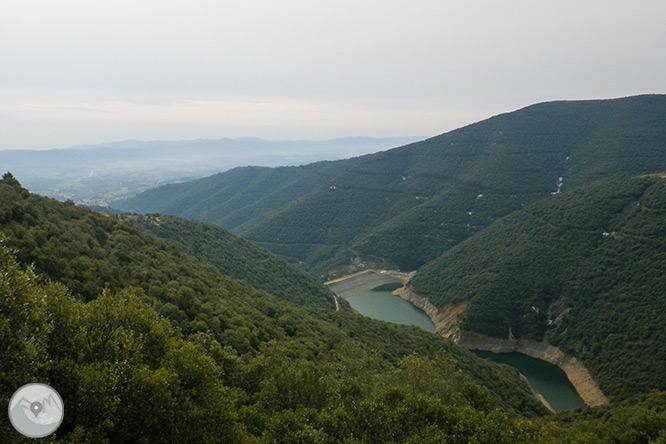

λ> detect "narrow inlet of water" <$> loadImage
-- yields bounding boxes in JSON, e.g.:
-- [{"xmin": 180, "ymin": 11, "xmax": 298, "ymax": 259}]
[
  {"xmin": 346, "ymin": 284, "xmax": 435, "ymax": 332},
  {"xmin": 471, "ymin": 350, "xmax": 586, "ymax": 412},
  {"xmin": 346, "ymin": 284, "xmax": 585, "ymax": 412}
]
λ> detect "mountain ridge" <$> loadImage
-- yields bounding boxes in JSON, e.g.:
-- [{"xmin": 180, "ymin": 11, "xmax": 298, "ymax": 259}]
[
  {"xmin": 124, "ymin": 213, "xmax": 345, "ymax": 310},
  {"xmin": 4, "ymin": 95, "xmax": 666, "ymax": 442},
  {"xmin": 243, "ymin": 94, "xmax": 666, "ymax": 277},
  {"xmin": 3, "ymin": 166, "xmax": 666, "ymax": 441},
  {"xmin": 114, "ymin": 157, "xmax": 369, "ymax": 233},
  {"xmin": 3, "ymin": 136, "xmax": 419, "ymax": 205},
  {"xmin": 114, "ymin": 95, "xmax": 666, "ymax": 280}
]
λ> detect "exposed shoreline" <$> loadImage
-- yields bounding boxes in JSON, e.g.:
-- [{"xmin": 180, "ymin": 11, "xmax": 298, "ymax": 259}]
[
  {"xmin": 326, "ymin": 271, "xmax": 610, "ymax": 409},
  {"xmin": 325, "ymin": 270, "xmax": 412, "ymax": 300},
  {"xmin": 394, "ymin": 286, "xmax": 610, "ymax": 408}
]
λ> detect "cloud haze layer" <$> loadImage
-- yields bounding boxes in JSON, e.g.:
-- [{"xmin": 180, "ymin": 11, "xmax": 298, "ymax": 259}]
[{"xmin": 1, "ymin": 0, "xmax": 665, "ymax": 148}]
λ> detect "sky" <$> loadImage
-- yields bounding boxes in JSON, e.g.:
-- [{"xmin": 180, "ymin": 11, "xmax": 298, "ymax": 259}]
[{"xmin": 1, "ymin": 0, "xmax": 665, "ymax": 150}]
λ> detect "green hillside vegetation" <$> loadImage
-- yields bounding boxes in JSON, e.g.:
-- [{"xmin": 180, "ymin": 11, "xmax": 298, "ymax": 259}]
[
  {"xmin": 2, "ymin": 177, "xmax": 666, "ymax": 443},
  {"xmin": 113, "ymin": 158, "xmax": 365, "ymax": 233},
  {"xmin": 411, "ymin": 174, "xmax": 666, "ymax": 402},
  {"xmin": 4, "ymin": 249, "xmax": 666, "ymax": 444},
  {"xmin": 537, "ymin": 390, "xmax": 666, "ymax": 443},
  {"xmin": 0, "ymin": 253, "xmax": 244, "ymax": 443},
  {"xmin": 125, "ymin": 213, "xmax": 343, "ymax": 311},
  {"xmin": 241, "ymin": 95, "xmax": 666, "ymax": 278},
  {"xmin": 1, "ymin": 173, "xmax": 565, "ymax": 442}
]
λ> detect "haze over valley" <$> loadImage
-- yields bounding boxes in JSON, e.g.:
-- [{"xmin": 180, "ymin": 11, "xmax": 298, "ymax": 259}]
[
  {"xmin": 3, "ymin": 95, "xmax": 666, "ymax": 442},
  {"xmin": 2, "ymin": 1, "xmax": 666, "ymax": 442},
  {"xmin": 0, "ymin": 137, "xmax": 419, "ymax": 205}
]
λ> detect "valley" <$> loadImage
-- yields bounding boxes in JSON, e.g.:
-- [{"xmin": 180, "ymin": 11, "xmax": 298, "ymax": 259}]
[
  {"xmin": 1, "ymin": 137, "xmax": 416, "ymax": 206},
  {"xmin": 326, "ymin": 272, "xmax": 594, "ymax": 412},
  {"xmin": 105, "ymin": 95, "xmax": 666, "ymax": 409},
  {"xmin": 2, "ymin": 95, "xmax": 666, "ymax": 442},
  {"xmin": 392, "ymin": 284, "xmax": 610, "ymax": 407}
]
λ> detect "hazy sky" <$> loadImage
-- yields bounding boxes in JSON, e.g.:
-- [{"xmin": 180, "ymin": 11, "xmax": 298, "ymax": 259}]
[{"xmin": 1, "ymin": 0, "xmax": 665, "ymax": 149}]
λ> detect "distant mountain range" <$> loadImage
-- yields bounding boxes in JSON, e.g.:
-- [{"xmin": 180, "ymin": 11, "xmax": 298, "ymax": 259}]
[{"xmin": 0, "ymin": 136, "xmax": 421, "ymax": 205}]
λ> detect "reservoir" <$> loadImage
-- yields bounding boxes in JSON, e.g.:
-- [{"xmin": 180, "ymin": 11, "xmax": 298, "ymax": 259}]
[
  {"xmin": 346, "ymin": 283, "xmax": 585, "ymax": 412},
  {"xmin": 346, "ymin": 284, "xmax": 435, "ymax": 332},
  {"xmin": 471, "ymin": 351, "xmax": 585, "ymax": 412}
]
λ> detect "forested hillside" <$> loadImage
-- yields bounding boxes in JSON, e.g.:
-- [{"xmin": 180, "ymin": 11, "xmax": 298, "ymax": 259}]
[
  {"xmin": 5, "ymin": 245, "xmax": 666, "ymax": 444},
  {"xmin": 113, "ymin": 157, "xmax": 366, "ymax": 233},
  {"xmin": 1, "ymin": 173, "xmax": 557, "ymax": 442},
  {"xmin": 126, "ymin": 213, "xmax": 343, "ymax": 310},
  {"xmin": 4, "ymin": 174, "xmax": 666, "ymax": 442},
  {"xmin": 240, "ymin": 95, "xmax": 666, "ymax": 278},
  {"xmin": 411, "ymin": 174, "xmax": 666, "ymax": 402}
]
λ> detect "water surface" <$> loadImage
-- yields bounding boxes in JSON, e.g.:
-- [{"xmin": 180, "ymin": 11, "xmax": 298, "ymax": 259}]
[
  {"xmin": 472, "ymin": 350, "xmax": 586, "ymax": 412},
  {"xmin": 346, "ymin": 283, "xmax": 585, "ymax": 412},
  {"xmin": 346, "ymin": 284, "xmax": 435, "ymax": 332}
]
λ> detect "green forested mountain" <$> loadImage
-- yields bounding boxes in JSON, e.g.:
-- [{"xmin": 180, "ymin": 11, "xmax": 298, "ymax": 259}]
[
  {"xmin": 1, "ymin": 173, "xmax": 554, "ymax": 442},
  {"xmin": 125, "ymin": 213, "xmax": 343, "ymax": 311},
  {"xmin": 3, "ymin": 259, "xmax": 665, "ymax": 444},
  {"xmin": 4, "ymin": 174, "xmax": 666, "ymax": 442},
  {"xmin": 240, "ymin": 95, "xmax": 666, "ymax": 278},
  {"xmin": 411, "ymin": 174, "xmax": 666, "ymax": 402},
  {"xmin": 113, "ymin": 157, "xmax": 366, "ymax": 233}
]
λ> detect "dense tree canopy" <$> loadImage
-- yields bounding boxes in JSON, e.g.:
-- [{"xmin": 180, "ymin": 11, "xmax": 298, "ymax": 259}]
[
  {"xmin": 126, "ymin": 214, "xmax": 342, "ymax": 311},
  {"xmin": 2, "ymin": 94, "xmax": 664, "ymax": 442},
  {"xmin": 2, "ymin": 231, "xmax": 665, "ymax": 442},
  {"xmin": 412, "ymin": 175, "xmax": 666, "ymax": 401},
  {"xmin": 1, "ymin": 174, "xmax": 561, "ymax": 442}
]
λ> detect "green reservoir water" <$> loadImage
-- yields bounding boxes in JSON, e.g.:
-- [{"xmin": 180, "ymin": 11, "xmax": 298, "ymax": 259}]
[
  {"xmin": 346, "ymin": 284, "xmax": 435, "ymax": 332},
  {"xmin": 471, "ymin": 350, "xmax": 586, "ymax": 412},
  {"xmin": 347, "ymin": 284, "xmax": 585, "ymax": 412}
]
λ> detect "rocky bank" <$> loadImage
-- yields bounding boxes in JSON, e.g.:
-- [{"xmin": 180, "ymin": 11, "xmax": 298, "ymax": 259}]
[{"xmin": 394, "ymin": 286, "xmax": 609, "ymax": 408}]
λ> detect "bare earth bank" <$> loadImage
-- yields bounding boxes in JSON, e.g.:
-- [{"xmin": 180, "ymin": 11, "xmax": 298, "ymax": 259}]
[
  {"xmin": 394, "ymin": 286, "xmax": 610, "ymax": 408},
  {"xmin": 326, "ymin": 270, "xmax": 412, "ymax": 300}
]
